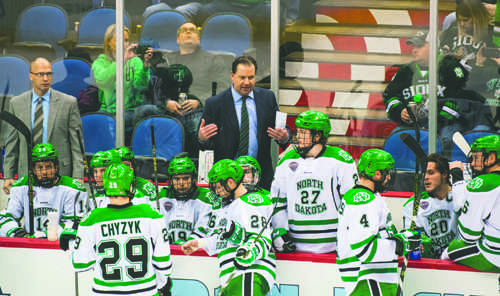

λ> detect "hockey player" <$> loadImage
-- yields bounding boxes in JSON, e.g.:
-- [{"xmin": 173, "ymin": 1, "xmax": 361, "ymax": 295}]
[
  {"xmin": 181, "ymin": 159, "xmax": 276, "ymax": 296},
  {"xmin": 72, "ymin": 163, "xmax": 173, "ymax": 295},
  {"xmin": 402, "ymin": 153, "xmax": 467, "ymax": 258},
  {"xmin": 442, "ymin": 135, "xmax": 500, "ymax": 272},
  {"xmin": 271, "ymin": 110, "xmax": 358, "ymax": 253},
  {"xmin": 0, "ymin": 143, "xmax": 87, "ymax": 238},
  {"xmin": 155, "ymin": 155, "xmax": 212, "ymax": 244},
  {"xmin": 113, "ymin": 146, "xmax": 156, "ymax": 204},
  {"xmin": 236, "ymin": 155, "xmax": 266, "ymax": 194},
  {"xmin": 337, "ymin": 149, "xmax": 420, "ymax": 295},
  {"xmin": 236, "ymin": 155, "xmax": 296, "ymax": 253},
  {"xmin": 88, "ymin": 150, "xmax": 121, "ymax": 209}
]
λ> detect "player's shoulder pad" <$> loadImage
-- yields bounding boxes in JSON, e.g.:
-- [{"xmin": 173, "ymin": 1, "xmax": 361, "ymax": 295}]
[
  {"xmin": 196, "ymin": 187, "xmax": 214, "ymax": 205},
  {"xmin": 133, "ymin": 203, "xmax": 163, "ymax": 218},
  {"xmin": 240, "ymin": 192, "xmax": 272, "ymax": 206},
  {"xmin": 58, "ymin": 176, "xmax": 87, "ymax": 192},
  {"xmin": 11, "ymin": 176, "xmax": 30, "ymax": 188},
  {"xmin": 466, "ymin": 173, "xmax": 500, "ymax": 193},
  {"xmin": 277, "ymin": 149, "xmax": 301, "ymax": 166},
  {"xmin": 343, "ymin": 187, "xmax": 376, "ymax": 205},
  {"xmin": 136, "ymin": 177, "xmax": 156, "ymax": 195},
  {"xmin": 323, "ymin": 146, "xmax": 354, "ymax": 163}
]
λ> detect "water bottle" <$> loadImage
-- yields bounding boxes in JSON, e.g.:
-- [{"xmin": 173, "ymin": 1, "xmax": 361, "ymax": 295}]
[
  {"xmin": 409, "ymin": 230, "xmax": 422, "ymax": 260},
  {"xmin": 47, "ymin": 211, "xmax": 59, "ymax": 241}
]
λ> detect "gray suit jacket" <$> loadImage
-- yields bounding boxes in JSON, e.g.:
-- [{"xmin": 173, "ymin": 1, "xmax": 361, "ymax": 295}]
[{"xmin": 4, "ymin": 89, "xmax": 84, "ymax": 179}]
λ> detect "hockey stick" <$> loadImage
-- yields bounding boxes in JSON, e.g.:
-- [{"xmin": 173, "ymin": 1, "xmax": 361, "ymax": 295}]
[
  {"xmin": 0, "ymin": 110, "xmax": 34, "ymax": 235},
  {"xmin": 76, "ymin": 129, "xmax": 97, "ymax": 209},
  {"xmin": 150, "ymin": 125, "xmax": 160, "ymax": 210},
  {"xmin": 452, "ymin": 131, "xmax": 471, "ymax": 156},
  {"xmin": 397, "ymin": 132, "xmax": 428, "ymax": 296}
]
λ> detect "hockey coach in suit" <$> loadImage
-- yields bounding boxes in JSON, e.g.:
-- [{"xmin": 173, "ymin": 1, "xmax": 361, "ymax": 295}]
[
  {"xmin": 198, "ymin": 56, "xmax": 289, "ymax": 190},
  {"xmin": 3, "ymin": 57, "xmax": 84, "ymax": 194}
]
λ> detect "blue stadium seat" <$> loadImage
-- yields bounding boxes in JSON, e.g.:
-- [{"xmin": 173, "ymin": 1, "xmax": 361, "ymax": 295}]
[
  {"xmin": 78, "ymin": 8, "xmax": 130, "ymax": 47},
  {"xmin": 51, "ymin": 58, "xmax": 92, "ymax": 98},
  {"xmin": 14, "ymin": 4, "xmax": 68, "ymax": 60},
  {"xmin": 131, "ymin": 116, "xmax": 184, "ymax": 161},
  {"xmin": 450, "ymin": 130, "xmax": 500, "ymax": 162},
  {"xmin": 140, "ymin": 10, "xmax": 187, "ymax": 51},
  {"xmin": 384, "ymin": 129, "xmax": 441, "ymax": 171},
  {"xmin": 0, "ymin": 56, "xmax": 30, "ymax": 97},
  {"xmin": 81, "ymin": 113, "xmax": 116, "ymax": 154},
  {"xmin": 201, "ymin": 13, "xmax": 252, "ymax": 56}
]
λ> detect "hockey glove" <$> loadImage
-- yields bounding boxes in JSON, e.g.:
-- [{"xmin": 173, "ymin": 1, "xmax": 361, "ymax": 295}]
[
  {"xmin": 439, "ymin": 101, "xmax": 460, "ymax": 123},
  {"xmin": 158, "ymin": 277, "xmax": 172, "ymax": 296},
  {"xmin": 220, "ymin": 221, "xmax": 246, "ymax": 245},
  {"xmin": 234, "ymin": 240, "xmax": 260, "ymax": 270},
  {"xmin": 271, "ymin": 228, "xmax": 296, "ymax": 253},
  {"xmin": 59, "ymin": 228, "xmax": 78, "ymax": 251},
  {"xmin": 392, "ymin": 230, "xmax": 421, "ymax": 256},
  {"xmin": 7, "ymin": 227, "xmax": 27, "ymax": 238}
]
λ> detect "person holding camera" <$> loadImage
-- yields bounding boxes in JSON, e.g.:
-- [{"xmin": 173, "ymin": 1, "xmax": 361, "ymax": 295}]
[{"xmin": 91, "ymin": 24, "xmax": 153, "ymax": 144}]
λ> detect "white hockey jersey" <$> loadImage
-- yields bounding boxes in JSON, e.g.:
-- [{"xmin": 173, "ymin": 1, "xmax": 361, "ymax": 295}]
[
  {"xmin": 72, "ymin": 203, "xmax": 172, "ymax": 296},
  {"xmin": 0, "ymin": 176, "xmax": 87, "ymax": 237},
  {"xmin": 402, "ymin": 181, "xmax": 467, "ymax": 257},
  {"xmin": 458, "ymin": 173, "xmax": 500, "ymax": 267},
  {"xmin": 271, "ymin": 146, "xmax": 358, "ymax": 253},
  {"xmin": 155, "ymin": 186, "xmax": 213, "ymax": 243},
  {"xmin": 337, "ymin": 185, "xmax": 399, "ymax": 295},
  {"xmin": 190, "ymin": 191, "xmax": 276, "ymax": 291}
]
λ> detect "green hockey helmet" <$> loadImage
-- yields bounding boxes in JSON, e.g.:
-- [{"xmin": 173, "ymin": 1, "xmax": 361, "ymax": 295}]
[
  {"xmin": 470, "ymin": 135, "xmax": 500, "ymax": 155},
  {"xmin": 208, "ymin": 159, "xmax": 244, "ymax": 207},
  {"xmin": 90, "ymin": 150, "xmax": 120, "ymax": 168},
  {"xmin": 208, "ymin": 159, "xmax": 244, "ymax": 184},
  {"xmin": 114, "ymin": 146, "xmax": 135, "ymax": 161},
  {"xmin": 295, "ymin": 110, "xmax": 331, "ymax": 136},
  {"xmin": 32, "ymin": 143, "xmax": 59, "ymax": 163},
  {"xmin": 168, "ymin": 156, "xmax": 196, "ymax": 176},
  {"xmin": 236, "ymin": 155, "xmax": 261, "ymax": 191},
  {"xmin": 358, "ymin": 149, "xmax": 395, "ymax": 178},
  {"xmin": 103, "ymin": 163, "xmax": 134, "ymax": 197}
]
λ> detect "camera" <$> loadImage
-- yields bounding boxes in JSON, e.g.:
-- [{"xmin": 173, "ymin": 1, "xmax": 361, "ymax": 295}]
[{"xmin": 133, "ymin": 44, "xmax": 151, "ymax": 55}]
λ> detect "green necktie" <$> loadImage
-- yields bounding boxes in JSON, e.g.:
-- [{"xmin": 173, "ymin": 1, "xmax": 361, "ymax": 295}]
[
  {"xmin": 238, "ymin": 96, "xmax": 249, "ymax": 156},
  {"xmin": 33, "ymin": 97, "xmax": 44, "ymax": 144}
]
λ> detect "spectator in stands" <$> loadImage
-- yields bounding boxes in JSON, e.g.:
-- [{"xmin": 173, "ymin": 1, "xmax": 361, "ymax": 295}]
[
  {"xmin": 2, "ymin": 57, "xmax": 84, "ymax": 194},
  {"xmin": 91, "ymin": 24, "xmax": 152, "ymax": 144},
  {"xmin": 383, "ymin": 31, "xmax": 436, "ymax": 130},
  {"xmin": 442, "ymin": 0, "xmax": 496, "ymax": 31},
  {"xmin": 159, "ymin": 22, "xmax": 230, "ymax": 104},
  {"xmin": 402, "ymin": 153, "xmax": 467, "ymax": 259},
  {"xmin": 383, "ymin": 32, "xmax": 493, "ymax": 156},
  {"xmin": 440, "ymin": 0, "xmax": 496, "ymax": 93},
  {"xmin": 442, "ymin": 135, "xmax": 500, "ymax": 272},
  {"xmin": 198, "ymin": 56, "xmax": 289, "ymax": 190}
]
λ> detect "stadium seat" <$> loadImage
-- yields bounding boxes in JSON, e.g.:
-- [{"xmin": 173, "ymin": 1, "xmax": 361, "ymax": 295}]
[
  {"xmin": 384, "ymin": 129, "xmax": 441, "ymax": 171},
  {"xmin": 131, "ymin": 115, "xmax": 184, "ymax": 160},
  {"xmin": 13, "ymin": 4, "xmax": 68, "ymax": 60},
  {"xmin": 81, "ymin": 113, "xmax": 116, "ymax": 154},
  {"xmin": 76, "ymin": 8, "xmax": 130, "ymax": 59},
  {"xmin": 201, "ymin": 13, "xmax": 252, "ymax": 56},
  {"xmin": 51, "ymin": 58, "xmax": 92, "ymax": 98},
  {"xmin": 140, "ymin": 10, "xmax": 187, "ymax": 51},
  {"xmin": 450, "ymin": 130, "xmax": 500, "ymax": 162},
  {"xmin": 0, "ymin": 56, "xmax": 30, "ymax": 98}
]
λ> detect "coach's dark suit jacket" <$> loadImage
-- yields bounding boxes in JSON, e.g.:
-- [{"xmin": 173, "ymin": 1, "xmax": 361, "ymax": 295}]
[
  {"xmin": 199, "ymin": 87, "xmax": 288, "ymax": 190},
  {"xmin": 4, "ymin": 89, "xmax": 84, "ymax": 179}
]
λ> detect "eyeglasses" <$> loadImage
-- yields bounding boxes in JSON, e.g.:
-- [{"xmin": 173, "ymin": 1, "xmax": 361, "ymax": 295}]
[
  {"xmin": 31, "ymin": 72, "xmax": 53, "ymax": 77},
  {"xmin": 178, "ymin": 27, "xmax": 199, "ymax": 34}
]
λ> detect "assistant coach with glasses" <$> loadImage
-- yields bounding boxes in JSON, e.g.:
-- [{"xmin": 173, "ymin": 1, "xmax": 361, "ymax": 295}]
[{"xmin": 3, "ymin": 57, "xmax": 84, "ymax": 194}]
